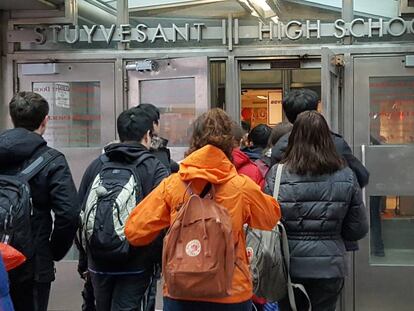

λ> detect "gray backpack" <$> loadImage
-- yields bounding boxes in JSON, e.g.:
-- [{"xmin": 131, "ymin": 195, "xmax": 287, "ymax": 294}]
[{"xmin": 246, "ymin": 164, "xmax": 311, "ymax": 310}]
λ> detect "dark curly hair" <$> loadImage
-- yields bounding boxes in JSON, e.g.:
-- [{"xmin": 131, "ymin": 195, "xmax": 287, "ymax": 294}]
[{"xmin": 186, "ymin": 108, "xmax": 234, "ymax": 159}]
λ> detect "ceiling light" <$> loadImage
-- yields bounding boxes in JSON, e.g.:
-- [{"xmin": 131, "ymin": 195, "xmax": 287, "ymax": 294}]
[
  {"xmin": 251, "ymin": 0, "xmax": 272, "ymax": 12},
  {"xmin": 271, "ymin": 16, "xmax": 279, "ymax": 23}
]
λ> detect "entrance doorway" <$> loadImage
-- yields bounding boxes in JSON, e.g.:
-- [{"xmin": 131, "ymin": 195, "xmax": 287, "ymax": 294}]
[
  {"xmin": 352, "ymin": 54, "xmax": 414, "ymax": 311},
  {"xmin": 239, "ymin": 60, "xmax": 321, "ymax": 129}
]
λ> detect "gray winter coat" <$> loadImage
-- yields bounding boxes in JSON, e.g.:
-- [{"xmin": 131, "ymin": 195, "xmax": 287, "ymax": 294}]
[{"xmin": 265, "ymin": 165, "xmax": 368, "ymax": 279}]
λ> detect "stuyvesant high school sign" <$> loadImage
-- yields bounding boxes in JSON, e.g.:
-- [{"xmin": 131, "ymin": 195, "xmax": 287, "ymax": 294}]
[{"xmin": 18, "ymin": 17, "xmax": 414, "ymax": 49}]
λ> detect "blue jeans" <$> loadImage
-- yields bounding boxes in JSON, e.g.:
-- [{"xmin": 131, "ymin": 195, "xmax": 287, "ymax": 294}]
[{"xmin": 163, "ymin": 297, "xmax": 252, "ymax": 311}]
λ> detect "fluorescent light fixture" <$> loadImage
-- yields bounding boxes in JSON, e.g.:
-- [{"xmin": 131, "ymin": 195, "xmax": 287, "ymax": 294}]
[
  {"xmin": 271, "ymin": 15, "xmax": 279, "ymax": 23},
  {"xmin": 239, "ymin": 0, "xmax": 278, "ymax": 20},
  {"xmin": 251, "ymin": 0, "xmax": 272, "ymax": 12}
]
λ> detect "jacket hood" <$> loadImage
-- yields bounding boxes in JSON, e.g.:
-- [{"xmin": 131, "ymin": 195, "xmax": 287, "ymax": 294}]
[
  {"xmin": 232, "ymin": 148, "xmax": 252, "ymax": 169},
  {"xmin": 104, "ymin": 142, "xmax": 150, "ymax": 163},
  {"xmin": 179, "ymin": 145, "xmax": 237, "ymax": 184},
  {"xmin": 0, "ymin": 128, "xmax": 46, "ymax": 166},
  {"xmin": 241, "ymin": 146, "xmax": 264, "ymax": 160}
]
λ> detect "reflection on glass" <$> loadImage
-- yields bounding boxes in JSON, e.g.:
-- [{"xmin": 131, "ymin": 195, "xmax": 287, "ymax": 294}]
[
  {"xmin": 370, "ymin": 76, "xmax": 414, "ymax": 145},
  {"xmin": 241, "ymin": 89, "xmax": 283, "ymax": 128},
  {"xmin": 370, "ymin": 196, "xmax": 414, "ymax": 266},
  {"xmin": 32, "ymin": 82, "xmax": 101, "ymax": 148},
  {"xmin": 140, "ymin": 78, "xmax": 196, "ymax": 147},
  {"xmin": 210, "ymin": 61, "xmax": 226, "ymax": 110}
]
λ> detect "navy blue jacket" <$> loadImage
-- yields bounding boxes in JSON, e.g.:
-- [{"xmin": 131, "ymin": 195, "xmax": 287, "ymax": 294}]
[{"xmin": 265, "ymin": 165, "xmax": 368, "ymax": 279}]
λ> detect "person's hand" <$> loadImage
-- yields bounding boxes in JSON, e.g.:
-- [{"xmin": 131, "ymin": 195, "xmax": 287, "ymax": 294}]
[{"xmin": 81, "ymin": 271, "xmax": 89, "ymax": 280}]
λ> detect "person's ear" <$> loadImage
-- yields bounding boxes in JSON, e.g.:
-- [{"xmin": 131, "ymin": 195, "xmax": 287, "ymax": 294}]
[{"xmin": 37, "ymin": 116, "xmax": 48, "ymax": 135}]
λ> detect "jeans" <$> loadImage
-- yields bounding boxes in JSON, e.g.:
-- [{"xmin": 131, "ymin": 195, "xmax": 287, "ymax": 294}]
[
  {"xmin": 163, "ymin": 297, "xmax": 252, "ymax": 311},
  {"xmin": 9, "ymin": 280, "xmax": 51, "ymax": 311},
  {"xmin": 279, "ymin": 278, "xmax": 344, "ymax": 311},
  {"xmin": 90, "ymin": 272, "xmax": 150, "ymax": 311}
]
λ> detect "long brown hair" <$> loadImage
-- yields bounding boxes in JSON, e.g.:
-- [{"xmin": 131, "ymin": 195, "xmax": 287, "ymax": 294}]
[
  {"xmin": 186, "ymin": 108, "xmax": 234, "ymax": 159},
  {"xmin": 282, "ymin": 111, "xmax": 344, "ymax": 175}
]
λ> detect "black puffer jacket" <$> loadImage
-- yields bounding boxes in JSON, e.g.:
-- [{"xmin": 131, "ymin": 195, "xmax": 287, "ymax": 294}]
[
  {"xmin": 265, "ymin": 165, "xmax": 368, "ymax": 279},
  {"xmin": 270, "ymin": 132, "xmax": 370, "ymax": 188},
  {"xmin": 78, "ymin": 142, "xmax": 169, "ymax": 273},
  {"xmin": 0, "ymin": 128, "xmax": 80, "ymax": 283}
]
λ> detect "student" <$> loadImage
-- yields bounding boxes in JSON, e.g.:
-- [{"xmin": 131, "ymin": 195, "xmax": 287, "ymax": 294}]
[
  {"xmin": 270, "ymin": 89, "xmax": 369, "ymax": 188},
  {"xmin": 231, "ymin": 123, "xmax": 264, "ymax": 188},
  {"xmin": 242, "ymin": 124, "xmax": 272, "ymax": 162},
  {"xmin": 265, "ymin": 111, "xmax": 368, "ymax": 311},
  {"xmin": 125, "ymin": 108, "xmax": 281, "ymax": 311},
  {"xmin": 262, "ymin": 122, "xmax": 293, "ymax": 168},
  {"xmin": 138, "ymin": 103, "xmax": 179, "ymax": 173},
  {"xmin": 0, "ymin": 92, "xmax": 80, "ymax": 311},
  {"xmin": 78, "ymin": 106, "xmax": 169, "ymax": 311}
]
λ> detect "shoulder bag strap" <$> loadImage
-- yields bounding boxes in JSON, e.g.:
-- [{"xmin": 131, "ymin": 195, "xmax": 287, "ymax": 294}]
[
  {"xmin": 20, "ymin": 149, "xmax": 60, "ymax": 181},
  {"xmin": 273, "ymin": 163, "xmax": 284, "ymax": 199},
  {"xmin": 275, "ymin": 167, "xmax": 312, "ymax": 311}
]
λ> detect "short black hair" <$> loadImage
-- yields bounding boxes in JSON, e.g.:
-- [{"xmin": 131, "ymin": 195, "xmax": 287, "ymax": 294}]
[
  {"xmin": 117, "ymin": 106, "xmax": 153, "ymax": 142},
  {"xmin": 138, "ymin": 103, "xmax": 160, "ymax": 125},
  {"xmin": 248, "ymin": 124, "xmax": 272, "ymax": 148},
  {"xmin": 283, "ymin": 89, "xmax": 319, "ymax": 123},
  {"xmin": 241, "ymin": 120, "xmax": 251, "ymax": 132},
  {"xmin": 9, "ymin": 92, "xmax": 49, "ymax": 131}
]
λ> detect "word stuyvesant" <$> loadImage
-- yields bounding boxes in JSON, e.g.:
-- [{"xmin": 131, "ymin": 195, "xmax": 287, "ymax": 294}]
[{"xmin": 32, "ymin": 17, "xmax": 414, "ymax": 45}]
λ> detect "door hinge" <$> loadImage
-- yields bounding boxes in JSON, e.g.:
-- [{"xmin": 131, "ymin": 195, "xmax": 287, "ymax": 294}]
[
  {"xmin": 332, "ymin": 55, "xmax": 345, "ymax": 67},
  {"xmin": 15, "ymin": 77, "xmax": 20, "ymax": 92},
  {"xmin": 123, "ymin": 78, "xmax": 129, "ymax": 93}
]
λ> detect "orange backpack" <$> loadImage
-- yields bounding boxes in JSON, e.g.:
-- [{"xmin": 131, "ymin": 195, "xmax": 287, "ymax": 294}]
[{"xmin": 162, "ymin": 182, "xmax": 235, "ymax": 299}]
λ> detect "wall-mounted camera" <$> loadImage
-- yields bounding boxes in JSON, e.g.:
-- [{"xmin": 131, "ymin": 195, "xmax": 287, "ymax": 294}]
[{"xmin": 126, "ymin": 60, "xmax": 159, "ymax": 72}]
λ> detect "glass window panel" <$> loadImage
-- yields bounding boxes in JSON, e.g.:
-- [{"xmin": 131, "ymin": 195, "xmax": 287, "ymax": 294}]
[
  {"xmin": 241, "ymin": 88, "xmax": 283, "ymax": 128},
  {"xmin": 369, "ymin": 196, "xmax": 414, "ymax": 266},
  {"xmin": 369, "ymin": 77, "xmax": 414, "ymax": 145},
  {"xmin": 210, "ymin": 61, "xmax": 226, "ymax": 109},
  {"xmin": 140, "ymin": 78, "xmax": 196, "ymax": 147},
  {"xmin": 32, "ymin": 82, "xmax": 101, "ymax": 148}
]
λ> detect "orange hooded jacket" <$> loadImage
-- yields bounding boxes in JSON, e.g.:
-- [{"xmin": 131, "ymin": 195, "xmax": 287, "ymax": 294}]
[{"xmin": 125, "ymin": 144, "xmax": 281, "ymax": 304}]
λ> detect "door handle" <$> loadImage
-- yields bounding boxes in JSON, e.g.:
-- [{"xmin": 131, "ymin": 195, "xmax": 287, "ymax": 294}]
[{"xmin": 361, "ymin": 144, "xmax": 366, "ymax": 205}]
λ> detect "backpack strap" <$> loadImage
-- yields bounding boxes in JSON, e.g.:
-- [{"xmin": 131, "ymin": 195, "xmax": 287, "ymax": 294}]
[
  {"xmin": 274, "ymin": 167, "xmax": 312, "ymax": 311},
  {"xmin": 273, "ymin": 164, "xmax": 284, "ymax": 199},
  {"xmin": 20, "ymin": 149, "xmax": 60, "ymax": 181}
]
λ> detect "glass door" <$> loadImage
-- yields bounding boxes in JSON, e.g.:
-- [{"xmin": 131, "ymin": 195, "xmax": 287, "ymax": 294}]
[
  {"xmin": 127, "ymin": 57, "xmax": 209, "ymax": 162},
  {"xmin": 353, "ymin": 55, "xmax": 414, "ymax": 311},
  {"xmin": 18, "ymin": 62, "xmax": 116, "ymax": 311}
]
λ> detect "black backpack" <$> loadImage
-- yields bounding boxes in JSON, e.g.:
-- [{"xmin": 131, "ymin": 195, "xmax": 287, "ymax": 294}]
[
  {"xmin": 81, "ymin": 154, "xmax": 150, "ymax": 263},
  {"xmin": 0, "ymin": 150, "xmax": 59, "ymax": 258}
]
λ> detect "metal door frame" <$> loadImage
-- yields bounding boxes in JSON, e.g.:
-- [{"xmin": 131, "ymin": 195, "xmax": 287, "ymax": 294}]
[
  {"xmin": 125, "ymin": 56, "xmax": 209, "ymax": 161},
  {"xmin": 352, "ymin": 54, "xmax": 414, "ymax": 311},
  {"xmin": 17, "ymin": 60, "xmax": 117, "ymax": 311}
]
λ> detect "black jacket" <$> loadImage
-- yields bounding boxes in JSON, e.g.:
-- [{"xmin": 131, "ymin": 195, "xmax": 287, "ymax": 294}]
[
  {"xmin": 150, "ymin": 136, "xmax": 179, "ymax": 173},
  {"xmin": 0, "ymin": 128, "xmax": 80, "ymax": 283},
  {"xmin": 265, "ymin": 165, "xmax": 368, "ymax": 279},
  {"xmin": 270, "ymin": 132, "xmax": 370, "ymax": 188},
  {"xmin": 78, "ymin": 142, "xmax": 169, "ymax": 273}
]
